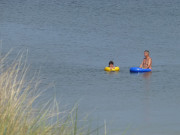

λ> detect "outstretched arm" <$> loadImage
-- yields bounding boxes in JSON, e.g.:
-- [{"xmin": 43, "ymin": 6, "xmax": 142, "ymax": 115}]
[{"xmin": 139, "ymin": 60, "xmax": 143, "ymax": 68}]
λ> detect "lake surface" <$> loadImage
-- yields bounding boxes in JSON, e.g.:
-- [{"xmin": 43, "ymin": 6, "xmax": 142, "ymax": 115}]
[{"xmin": 1, "ymin": 0, "xmax": 180, "ymax": 134}]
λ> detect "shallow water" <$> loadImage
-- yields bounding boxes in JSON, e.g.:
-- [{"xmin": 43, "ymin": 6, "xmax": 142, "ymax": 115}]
[{"xmin": 1, "ymin": 0, "xmax": 180, "ymax": 134}]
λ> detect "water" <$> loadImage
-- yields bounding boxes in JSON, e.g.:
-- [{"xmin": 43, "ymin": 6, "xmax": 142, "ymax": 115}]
[{"xmin": 1, "ymin": 0, "xmax": 180, "ymax": 134}]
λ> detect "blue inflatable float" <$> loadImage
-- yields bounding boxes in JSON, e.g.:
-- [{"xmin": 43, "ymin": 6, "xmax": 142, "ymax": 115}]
[{"xmin": 130, "ymin": 67, "xmax": 151, "ymax": 73}]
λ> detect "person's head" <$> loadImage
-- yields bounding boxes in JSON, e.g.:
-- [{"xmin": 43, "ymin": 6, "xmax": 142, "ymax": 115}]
[
  {"xmin": 144, "ymin": 50, "xmax": 150, "ymax": 58},
  {"xmin": 109, "ymin": 61, "xmax": 114, "ymax": 67}
]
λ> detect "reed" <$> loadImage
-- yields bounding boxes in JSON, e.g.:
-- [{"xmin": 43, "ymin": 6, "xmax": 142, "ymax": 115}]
[{"xmin": 0, "ymin": 52, "xmax": 104, "ymax": 135}]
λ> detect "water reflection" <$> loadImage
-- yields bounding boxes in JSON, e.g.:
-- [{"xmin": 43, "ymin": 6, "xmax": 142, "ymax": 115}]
[
  {"xmin": 130, "ymin": 72, "xmax": 152, "ymax": 123},
  {"xmin": 143, "ymin": 72, "xmax": 152, "ymax": 79},
  {"xmin": 143, "ymin": 72, "xmax": 152, "ymax": 123},
  {"xmin": 130, "ymin": 72, "xmax": 152, "ymax": 79},
  {"xmin": 105, "ymin": 71, "xmax": 119, "ymax": 75}
]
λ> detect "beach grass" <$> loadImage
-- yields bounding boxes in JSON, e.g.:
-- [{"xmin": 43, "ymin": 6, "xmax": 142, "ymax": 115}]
[{"xmin": 0, "ymin": 52, "xmax": 105, "ymax": 135}]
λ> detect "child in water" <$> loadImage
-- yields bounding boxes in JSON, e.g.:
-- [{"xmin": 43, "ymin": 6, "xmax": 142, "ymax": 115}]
[{"xmin": 109, "ymin": 61, "xmax": 115, "ymax": 70}]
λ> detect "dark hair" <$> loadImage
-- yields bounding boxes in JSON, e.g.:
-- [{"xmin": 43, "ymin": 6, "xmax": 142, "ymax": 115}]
[
  {"xmin": 109, "ymin": 61, "xmax": 114, "ymax": 65},
  {"xmin": 144, "ymin": 50, "xmax": 150, "ymax": 53}
]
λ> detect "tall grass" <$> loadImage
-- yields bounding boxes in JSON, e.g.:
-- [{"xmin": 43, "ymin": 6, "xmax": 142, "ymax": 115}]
[{"xmin": 0, "ymin": 52, "xmax": 105, "ymax": 135}]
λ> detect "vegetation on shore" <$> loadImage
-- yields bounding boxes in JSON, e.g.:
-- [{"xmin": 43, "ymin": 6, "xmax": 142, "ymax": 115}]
[{"xmin": 0, "ymin": 52, "xmax": 105, "ymax": 135}]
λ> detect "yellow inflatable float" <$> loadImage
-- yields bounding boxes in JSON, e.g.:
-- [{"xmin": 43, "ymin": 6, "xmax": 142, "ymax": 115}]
[{"xmin": 104, "ymin": 67, "xmax": 120, "ymax": 72}]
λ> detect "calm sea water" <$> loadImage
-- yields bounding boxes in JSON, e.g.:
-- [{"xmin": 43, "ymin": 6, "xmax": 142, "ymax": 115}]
[{"xmin": 1, "ymin": 0, "xmax": 180, "ymax": 134}]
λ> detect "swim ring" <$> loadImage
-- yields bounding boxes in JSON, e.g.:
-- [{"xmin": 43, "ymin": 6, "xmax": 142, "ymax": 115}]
[
  {"xmin": 130, "ymin": 67, "xmax": 151, "ymax": 73},
  {"xmin": 104, "ymin": 67, "xmax": 120, "ymax": 72}
]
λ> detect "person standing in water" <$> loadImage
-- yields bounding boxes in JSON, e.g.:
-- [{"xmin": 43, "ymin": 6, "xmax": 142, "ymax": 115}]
[{"xmin": 139, "ymin": 50, "xmax": 152, "ymax": 69}]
